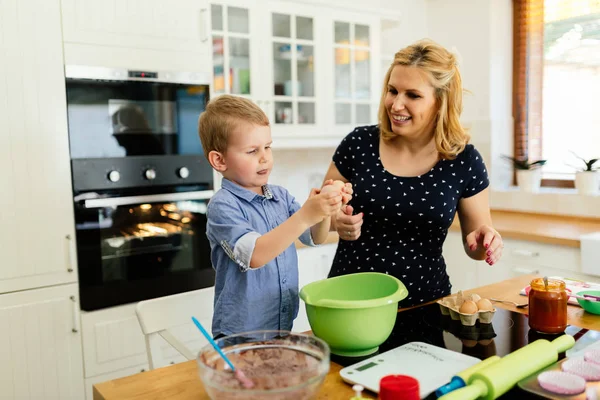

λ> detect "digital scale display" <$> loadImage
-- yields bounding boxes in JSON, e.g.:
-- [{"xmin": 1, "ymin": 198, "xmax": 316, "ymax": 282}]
[{"xmin": 356, "ymin": 362, "xmax": 378, "ymax": 371}]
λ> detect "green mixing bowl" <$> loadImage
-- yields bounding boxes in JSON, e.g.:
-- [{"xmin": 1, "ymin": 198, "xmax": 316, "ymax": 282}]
[
  {"xmin": 576, "ymin": 290, "xmax": 600, "ymax": 315},
  {"xmin": 299, "ymin": 272, "xmax": 408, "ymax": 357}
]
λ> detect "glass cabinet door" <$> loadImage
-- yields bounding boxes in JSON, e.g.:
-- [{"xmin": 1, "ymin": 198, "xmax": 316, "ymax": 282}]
[
  {"xmin": 271, "ymin": 13, "xmax": 316, "ymax": 125},
  {"xmin": 210, "ymin": 4, "xmax": 252, "ymax": 97},
  {"xmin": 334, "ymin": 21, "xmax": 373, "ymax": 125}
]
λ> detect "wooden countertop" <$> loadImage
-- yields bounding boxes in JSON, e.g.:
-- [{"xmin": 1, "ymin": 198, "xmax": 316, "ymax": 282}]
[
  {"xmin": 92, "ymin": 275, "xmax": 600, "ymax": 400},
  {"xmin": 296, "ymin": 210, "xmax": 600, "ymax": 249}
]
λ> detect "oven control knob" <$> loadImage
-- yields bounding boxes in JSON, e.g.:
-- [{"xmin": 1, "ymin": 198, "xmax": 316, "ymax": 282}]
[
  {"xmin": 177, "ymin": 167, "xmax": 190, "ymax": 179},
  {"xmin": 107, "ymin": 170, "xmax": 121, "ymax": 183},
  {"xmin": 144, "ymin": 168, "xmax": 157, "ymax": 180}
]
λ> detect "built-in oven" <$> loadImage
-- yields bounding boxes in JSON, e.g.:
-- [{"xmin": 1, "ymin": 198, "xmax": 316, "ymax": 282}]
[{"xmin": 65, "ymin": 65, "xmax": 215, "ymax": 311}]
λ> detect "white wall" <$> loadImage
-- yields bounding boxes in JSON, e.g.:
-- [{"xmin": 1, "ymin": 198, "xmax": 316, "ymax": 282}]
[
  {"xmin": 425, "ymin": 0, "xmax": 513, "ymax": 187},
  {"xmin": 269, "ymin": 148, "xmax": 335, "ymax": 202}
]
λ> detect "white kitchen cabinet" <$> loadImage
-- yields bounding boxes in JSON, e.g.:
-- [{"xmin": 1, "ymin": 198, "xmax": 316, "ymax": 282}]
[
  {"xmin": 0, "ymin": 284, "xmax": 84, "ymax": 400},
  {"xmin": 61, "ymin": 0, "xmax": 211, "ymax": 74},
  {"xmin": 442, "ymin": 231, "xmax": 480, "ymax": 291},
  {"xmin": 208, "ymin": 0, "xmax": 260, "ymax": 99},
  {"xmin": 61, "ymin": 0, "xmax": 210, "ymax": 53},
  {"xmin": 0, "ymin": 0, "xmax": 77, "ymax": 294},
  {"xmin": 207, "ymin": 1, "xmax": 381, "ymax": 143},
  {"xmin": 327, "ymin": 10, "xmax": 381, "ymax": 137},
  {"xmin": 81, "ymin": 288, "xmax": 214, "ymax": 378},
  {"xmin": 478, "ymin": 238, "xmax": 598, "ymax": 286},
  {"xmin": 80, "ymin": 304, "xmax": 148, "ymax": 378},
  {"xmin": 294, "ymin": 244, "xmax": 337, "ymax": 332},
  {"xmin": 260, "ymin": 1, "xmax": 325, "ymax": 135}
]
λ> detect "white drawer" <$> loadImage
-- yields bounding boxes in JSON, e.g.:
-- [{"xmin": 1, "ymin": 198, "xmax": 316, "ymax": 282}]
[
  {"xmin": 81, "ymin": 304, "xmax": 148, "ymax": 378},
  {"xmin": 502, "ymin": 239, "xmax": 581, "ymax": 273},
  {"xmin": 82, "ymin": 293, "xmax": 215, "ymax": 376}
]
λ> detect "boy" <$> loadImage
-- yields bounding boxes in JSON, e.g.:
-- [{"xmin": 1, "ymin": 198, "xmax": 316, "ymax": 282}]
[{"xmin": 198, "ymin": 95, "xmax": 349, "ymax": 337}]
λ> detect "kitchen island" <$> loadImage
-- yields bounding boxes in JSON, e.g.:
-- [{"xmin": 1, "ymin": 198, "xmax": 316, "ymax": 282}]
[{"xmin": 93, "ymin": 274, "xmax": 600, "ymax": 400}]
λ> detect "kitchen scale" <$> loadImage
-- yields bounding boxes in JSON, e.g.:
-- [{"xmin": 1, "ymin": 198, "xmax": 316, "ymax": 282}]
[{"xmin": 339, "ymin": 341, "xmax": 481, "ymax": 398}]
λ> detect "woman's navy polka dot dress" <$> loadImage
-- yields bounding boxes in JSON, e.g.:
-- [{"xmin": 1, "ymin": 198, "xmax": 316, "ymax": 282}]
[{"xmin": 330, "ymin": 125, "xmax": 490, "ymax": 308}]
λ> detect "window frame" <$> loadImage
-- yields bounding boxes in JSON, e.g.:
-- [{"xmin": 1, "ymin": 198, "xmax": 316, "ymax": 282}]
[{"xmin": 512, "ymin": 0, "xmax": 577, "ymax": 189}]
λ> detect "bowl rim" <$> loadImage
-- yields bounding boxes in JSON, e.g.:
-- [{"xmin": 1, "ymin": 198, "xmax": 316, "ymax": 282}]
[
  {"xmin": 300, "ymin": 272, "xmax": 409, "ymax": 309},
  {"xmin": 196, "ymin": 330, "xmax": 330, "ymax": 393},
  {"xmin": 576, "ymin": 290, "xmax": 600, "ymax": 306}
]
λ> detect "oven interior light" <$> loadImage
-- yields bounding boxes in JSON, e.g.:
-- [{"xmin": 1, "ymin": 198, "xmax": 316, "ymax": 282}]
[
  {"xmin": 163, "ymin": 204, "xmax": 177, "ymax": 212},
  {"xmin": 168, "ymin": 213, "xmax": 181, "ymax": 221}
]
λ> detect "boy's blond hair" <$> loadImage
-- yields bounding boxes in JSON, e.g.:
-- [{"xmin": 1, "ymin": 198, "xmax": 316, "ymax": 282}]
[{"xmin": 198, "ymin": 95, "xmax": 269, "ymax": 160}]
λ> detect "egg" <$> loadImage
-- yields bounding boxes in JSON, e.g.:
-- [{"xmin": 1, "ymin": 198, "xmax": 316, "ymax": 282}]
[
  {"xmin": 476, "ymin": 298, "xmax": 494, "ymax": 311},
  {"xmin": 459, "ymin": 300, "xmax": 479, "ymax": 314},
  {"xmin": 324, "ymin": 180, "xmax": 345, "ymax": 191},
  {"xmin": 320, "ymin": 181, "xmax": 345, "ymax": 210},
  {"xmin": 320, "ymin": 180, "xmax": 345, "ymax": 195}
]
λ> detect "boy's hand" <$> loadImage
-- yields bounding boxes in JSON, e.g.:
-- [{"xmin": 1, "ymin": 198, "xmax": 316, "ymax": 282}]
[
  {"xmin": 341, "ymin": 182, "xmax": 353, "ymax": 205},
  {"xmin": 300, "ymin": 189, "xmax": 342, "ymax": 225},
  {"xmin": 321, "ymin": 179, "xmax": 353, "ymax": 205}
]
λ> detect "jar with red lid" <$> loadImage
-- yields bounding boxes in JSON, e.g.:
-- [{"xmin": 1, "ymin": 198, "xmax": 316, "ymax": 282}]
[{"xmin": 528, "ymin": 277, "xmax": 568, "ymax": 334}]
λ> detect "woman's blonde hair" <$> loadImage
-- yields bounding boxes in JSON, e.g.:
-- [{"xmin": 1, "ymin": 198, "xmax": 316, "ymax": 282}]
[
  {"xmin": 378, "ymin": 39, "xmax": 469, "ymax": 159},
  {"xmin": 198, "ymin": 95, "xmax": 269, "ymax": 160}
]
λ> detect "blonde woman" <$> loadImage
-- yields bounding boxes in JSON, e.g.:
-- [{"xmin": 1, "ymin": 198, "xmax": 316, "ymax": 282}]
[{"xmin": 324, "ymin": 39, "xmax": 503, "ymax": 308}]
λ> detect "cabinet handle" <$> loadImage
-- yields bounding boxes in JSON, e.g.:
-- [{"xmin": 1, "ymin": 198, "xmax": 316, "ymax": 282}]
[
  {"xmin": 70, "ymin": 295, "xmax": 79, "ymax": 333},
  {"xmin": 199, "ymin": 8, "xmax": 209, "ymax": 42},
  {"xmin": 65, "ymin": 234, "xmax": 75, "ymax": 273},
  {"xmin": 512, "ymin": 249, "xmax": 540, "ymax": 258}
]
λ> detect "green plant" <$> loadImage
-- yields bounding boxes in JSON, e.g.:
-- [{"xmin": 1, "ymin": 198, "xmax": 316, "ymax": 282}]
[
  {"xmin": 570, "ymin": 151, "xmax": 599, "ymax": 172},
  {"xmin": 501, "ymin": 155, "xmax": 547, "ymax": 170}
]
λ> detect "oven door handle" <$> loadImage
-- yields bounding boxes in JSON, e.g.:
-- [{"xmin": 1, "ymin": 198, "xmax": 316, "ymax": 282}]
[{"xmin": 83, "ymin": 190, "xmax": 214, "ymax": 208}]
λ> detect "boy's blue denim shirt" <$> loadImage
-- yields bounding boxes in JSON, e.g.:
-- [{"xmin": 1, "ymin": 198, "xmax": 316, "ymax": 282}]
[{"xmin": 206, "ymin": 178, "xmax": 316, "ymax": 336}]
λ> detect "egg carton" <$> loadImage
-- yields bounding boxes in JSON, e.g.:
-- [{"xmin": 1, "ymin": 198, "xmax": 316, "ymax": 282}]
[{"xmin": 436, "ymin": 292, "xmax": 496, "ymax": 327}]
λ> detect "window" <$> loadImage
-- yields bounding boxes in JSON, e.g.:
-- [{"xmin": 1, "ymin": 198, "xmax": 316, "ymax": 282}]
[{"xmin": 513, "ymin": 0, "xmax": 600, "ymax": 187}]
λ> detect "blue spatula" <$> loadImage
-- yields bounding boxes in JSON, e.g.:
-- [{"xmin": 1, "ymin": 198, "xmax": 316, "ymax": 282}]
[{"xmin": 191, "ymin": 316, "xmax": 254, "ymax": 388}]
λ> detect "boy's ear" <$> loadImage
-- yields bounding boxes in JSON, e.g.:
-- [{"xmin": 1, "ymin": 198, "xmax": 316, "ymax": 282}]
[{"xmin": 208, "ymin": 150, "xmax": 227, "ymax": 172}]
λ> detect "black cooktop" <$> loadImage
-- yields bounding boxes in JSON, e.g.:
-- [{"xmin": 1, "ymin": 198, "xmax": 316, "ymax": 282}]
[{"xmin": 331, "ymin": 303, "xmax": 599, "ymax": 399}]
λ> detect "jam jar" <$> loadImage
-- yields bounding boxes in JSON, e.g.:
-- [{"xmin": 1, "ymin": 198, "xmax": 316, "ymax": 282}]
[{"xmin": 528, "ymin": 278, "xmax": 568, "ymax": 334}]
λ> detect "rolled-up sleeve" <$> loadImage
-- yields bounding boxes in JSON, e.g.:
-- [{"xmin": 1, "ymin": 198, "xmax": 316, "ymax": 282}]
[
  {"xmin": 207, "ymin": 198, "xmax": 262, "ymax": 272},
  {"xmin": 287, "ymin": 193, "xmax": 316, "ymax": 247}
]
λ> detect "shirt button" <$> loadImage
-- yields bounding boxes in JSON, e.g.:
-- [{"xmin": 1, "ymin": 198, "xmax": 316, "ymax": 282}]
[
  {"xmin": 282, "ymin": 307, "xmax": 287, "ymax": 312},
  {"xmin": 282, "ymin": 278, "xmax": 287, "ymax": 284}
]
